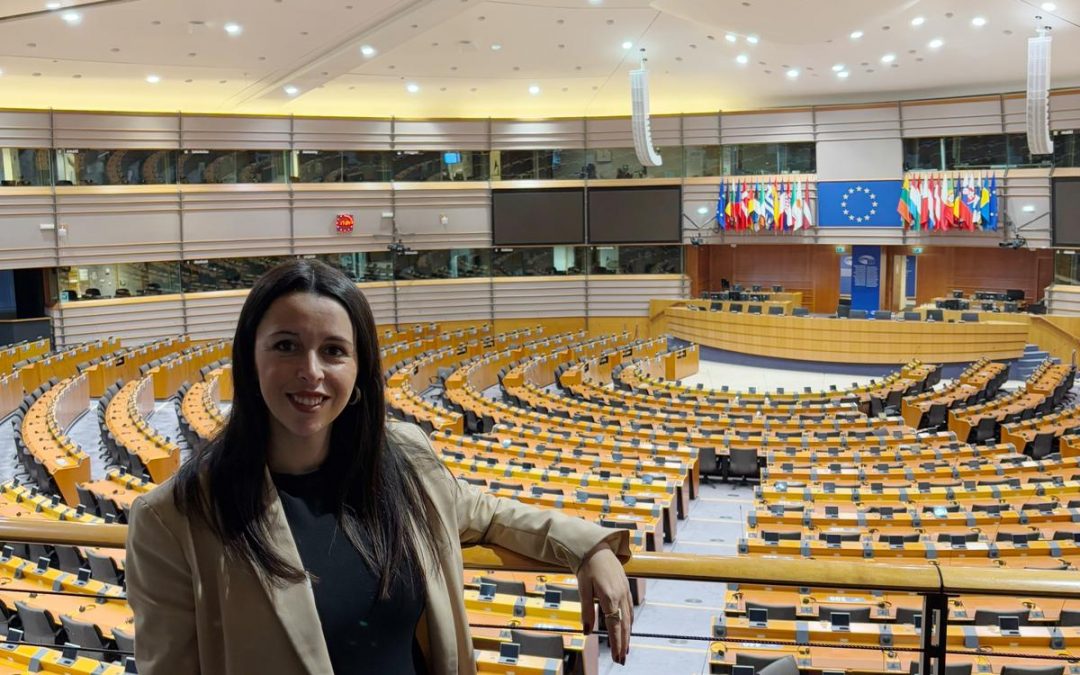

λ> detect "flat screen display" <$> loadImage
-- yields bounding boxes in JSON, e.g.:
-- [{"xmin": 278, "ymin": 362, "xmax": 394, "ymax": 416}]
[
  {"xmin": 587, "ymin": 186, "xmax": 682, "ymax": 244},
  {"xmin": 492, "ymin": 188, "xmax": 585, "ymax": 246},
  {"xmin": 1052, "ymin": 177, "xmax": 1080, "ymax": 246}
]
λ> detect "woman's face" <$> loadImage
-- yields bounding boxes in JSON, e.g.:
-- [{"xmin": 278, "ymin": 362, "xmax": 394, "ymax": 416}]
[{"xmin": 254, "ymin": 292, "xmax": 359, "ymax": 453}]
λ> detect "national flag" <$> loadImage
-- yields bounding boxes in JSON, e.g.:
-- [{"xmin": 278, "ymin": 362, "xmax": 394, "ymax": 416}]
[
  {"xmin": 967, "ymin": 176, "xmax": 982, "ymax": 229},
  {"xmin": 919, "ymin": 177, "xmax": 931, "ymax": 230},
  {"xmin": 716, "ymin": 182, "xmax": 727, "ymax": 230},
  {"xmin": 986, "ymin": 176, "xmax": 999, "ymax": 231},
  {"xmin": 979, "ymin": 176, "xmax": 992, "ymax": 229},
  {"xmin": 763, "ymin": 182, "xmax": 775, "ymax": 230},
  {"xmin": 958, "ymin": 176, "xmax": 974, "ymax": 231},
  {"xmin": 739, "ymin": 181, "xmax": 751, "ymax": 231},
  {"xmin": 802, "ymin": 182, "xmax": 814, "ymax": 228},
  {"xmin": 909, "ymin": 178, "xmax": 923, "ymax": 231},
  {"xmin": 898, "ymin": 175, "xmax": 912, "ymax": 228}
]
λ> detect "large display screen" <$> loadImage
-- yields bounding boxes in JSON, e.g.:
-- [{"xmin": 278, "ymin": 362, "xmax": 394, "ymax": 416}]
[
  {"xmin": 587, "ymin": 186, "xmax": 682, "ymax": 244},
  {"xmin": 1053, "ymin": 177, "xmax": 1080, "ymax": 247},
  {"xmin": 492, "ymin": 188, "xmax": 585, "ymax": 246}
]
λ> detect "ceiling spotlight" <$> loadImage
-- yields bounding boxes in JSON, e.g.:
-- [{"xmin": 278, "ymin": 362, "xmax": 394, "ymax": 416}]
[
  {"xmin": 223, "ymin": 22, "xmax": 242, "ymax": 35},
  {"xmin": 910, "ymin": 16, "xmax": 925, "ymax": 26},
  {"xmin": 621, "ymin": 41, "xmax": 633, "ymax": 49},
  {"xmin": 1041, "ymin": 2, "xmax": 1056, "ymax": 11},
  {"xmin": 786, "ymin": 68, "xmax": 800, "ymax": 78},
  {"xmin": 46, "ymin": 1, "xmax": 61, "ymax": 9},
  {"xmin": 971, "ymin": 16, "xmax": 987, "ymax": 27},
  {"xmin": 360, "ymin": 44, "xmax": 376, "ymax": 57},
  {"xmin": 588, "ymin": 0, "xmax": 603, "ymax": 5},
  {"xmin": 832, "ymin": 63, "xmax": 845, "ymax": 72},
  {"xmin": 406, "ymin": 82, "xmax": 420, "ymax": 93},
  {"xmin": 928, "ymin": 38, "xmax": 944, "ymax": 49},
  {"xmin": 0, "ymin": 68, "xmax": 4, "ymax": 76},
  {"xmin": 837, "ymin": 70, "xmax": 850, "ymax": 79},
  {"xmin": 490, "ymin": 43, "xmax": 501, "ymax": 51},
  {"xmin": 746, "ymin": 35, "xmax": 759, "ymax": 44},
  {"xmin": 528, "ymin": 84, "xmax": 541, "ymax": 95},
  {"xmin": 284, "ymin": 85, "xmax": 299, "ymax": 96},
  {"xmin": 735, "ymin": 53, "xmax": 749, "ymax": 65},
  {"xmin": 881, "ymin": 53, "xmax": 896, "ymax": 63},
  {"xmin": 60, "ymin": 10, "xmax": 81, "ymax": 24},
  {"xmin": 850, "ymin": 30, "xmax": 864, "ymax": 39},
  {"xmin": 725, "ymin": 33, "xmax": 737, "ymax": 43},
  {"xmin": 146, "ymin": 74, "xmax": 161, "ymax": 84}
]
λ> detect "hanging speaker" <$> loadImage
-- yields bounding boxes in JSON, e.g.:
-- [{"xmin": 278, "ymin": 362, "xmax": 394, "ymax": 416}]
[
  {"xmin": 1026, "ymin": 33, "xmax": 1054, "ymax": 155},
  {"xmin": 630, "ymin": 66, "xmax": 663, "ymax": 167}
]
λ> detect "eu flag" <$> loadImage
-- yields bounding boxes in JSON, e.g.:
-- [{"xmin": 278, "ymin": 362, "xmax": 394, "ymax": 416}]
[{"xmin": 817, "ymin": 180, "xmax": 904, "ymax": 228}]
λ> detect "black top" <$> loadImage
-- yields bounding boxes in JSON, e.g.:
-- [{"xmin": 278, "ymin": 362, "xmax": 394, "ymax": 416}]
[{"xmin": 271, "ymin": 466, "xmax": 428, "ymax": 675}]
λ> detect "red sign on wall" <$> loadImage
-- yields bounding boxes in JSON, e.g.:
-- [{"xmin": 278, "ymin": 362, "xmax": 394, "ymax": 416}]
[{"xmin": 335, "ymin": 213, "xmax": 355, "ymax": 234}]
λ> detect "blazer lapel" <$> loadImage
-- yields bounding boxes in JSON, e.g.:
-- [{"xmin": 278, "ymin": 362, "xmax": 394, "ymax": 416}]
[{"xmin": 253, "ymin": 469, "xmax": 335, "ymax": 675}]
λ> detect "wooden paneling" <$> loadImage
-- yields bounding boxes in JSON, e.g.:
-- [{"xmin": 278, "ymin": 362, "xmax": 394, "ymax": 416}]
[
  {"xmin": 688, "ymin": 244, "xmax": 842, "ymax": 314},
  {"xmin": 912, "ymin": 247, "xmax": 1054, "ymax": 305}
]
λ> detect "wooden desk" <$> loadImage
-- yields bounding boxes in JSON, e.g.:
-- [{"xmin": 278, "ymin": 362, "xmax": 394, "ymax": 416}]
[{"xmin": 664, "ymin": 307, "xmax": 1028, "ymax": 364}]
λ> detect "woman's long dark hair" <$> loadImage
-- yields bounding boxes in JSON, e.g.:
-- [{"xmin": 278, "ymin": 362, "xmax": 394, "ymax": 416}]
[{"xmin": 174, "ymin": 259, "xmax": 442, "ymax": 596}]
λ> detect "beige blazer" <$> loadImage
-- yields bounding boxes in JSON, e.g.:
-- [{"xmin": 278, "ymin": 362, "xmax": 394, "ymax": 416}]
[{"xmin": 126, "ymin": 422, "xmax": 631, "ymax": 675}]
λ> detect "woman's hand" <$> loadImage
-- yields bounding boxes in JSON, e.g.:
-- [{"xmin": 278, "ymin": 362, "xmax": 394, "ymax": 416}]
[{"xmin": 576, "ymin": 543, "xmax": 633, "ymax": 665}]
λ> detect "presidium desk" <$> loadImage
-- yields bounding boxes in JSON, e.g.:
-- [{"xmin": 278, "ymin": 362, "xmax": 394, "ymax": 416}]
[{"xmin": 657, "ymin": 304, "xmax": 1028, "ymax": 365}]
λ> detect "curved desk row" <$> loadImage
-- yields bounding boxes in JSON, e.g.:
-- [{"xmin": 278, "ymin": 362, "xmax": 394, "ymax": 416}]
[{"xmin": 664, "ymin": 307, "xmax": 1029, "ymax": 364}]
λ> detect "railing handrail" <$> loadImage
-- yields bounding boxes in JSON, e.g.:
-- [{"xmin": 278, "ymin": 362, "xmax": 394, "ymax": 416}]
[{"xmin": 9, "ymin": 518, "xmax": 1080, "ymax": 600}]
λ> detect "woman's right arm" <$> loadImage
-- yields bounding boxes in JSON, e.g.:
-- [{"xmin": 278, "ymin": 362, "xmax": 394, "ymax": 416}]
[{"xmin": 126, "ymin": 497, "xmax": 200, "ymax": 674}]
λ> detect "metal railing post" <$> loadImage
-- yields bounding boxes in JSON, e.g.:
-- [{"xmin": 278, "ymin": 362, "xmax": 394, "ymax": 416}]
[{"xmin": 921, "ymin": 591, "xmax": 950, "ymax": 675}]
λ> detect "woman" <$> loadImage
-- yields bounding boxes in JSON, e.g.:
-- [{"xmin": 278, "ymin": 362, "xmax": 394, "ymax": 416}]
[{"xmin": 126, "ymin": 259, "xmax": 633, "ymax": 674}]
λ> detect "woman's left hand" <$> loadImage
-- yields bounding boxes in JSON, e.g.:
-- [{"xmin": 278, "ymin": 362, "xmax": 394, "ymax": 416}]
[{"xmin": 576, "ymin": 543, "xmax": 633, "ymax": 665}]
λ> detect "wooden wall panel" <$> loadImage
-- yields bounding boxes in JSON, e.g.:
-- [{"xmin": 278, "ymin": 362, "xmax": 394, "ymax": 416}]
[
  {"xmin": 690, "ymin": 244, "xmax": 842, "ymax": 314},
  {"xmin": 913, "ymin": 247, "xmax": 1053, "ymax": 305}
]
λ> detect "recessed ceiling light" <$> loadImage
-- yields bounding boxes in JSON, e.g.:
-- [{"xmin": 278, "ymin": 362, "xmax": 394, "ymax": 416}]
[
  {"xmin": 528, "ymin": 84, "xmax": 541, "ymax": 95},
  {"xmin": 928, "ymin": 38, "xmax": 944, "ymax": 49},
  {"xmin": 786, "ymin": 68, "xmax": 799, "ymax": 78},
  {"xmin": 735, "ymin": 53, "xmax": 749, "ymax": 65},
  {"xmin": 1041, "ymin": 2, "xmax": 1056, "ymax": 11},
  {"xmin": 360, "ymin": 44, "xmax": 376, "ymax": 57},
  {"xmin": 46, "ymin": 2, "xmax": 61, "ymax": 9},
  {"xmin": 60, "ymin": 11, "xmax": 81, "ymax": 24},
  {"xmin": 725, "ymin": 33, "xmax": 737, "ymax": 43},
  {"xmin": 406, "ymin": 82, "xmax": 420, "ymax": 93},
  {"xmin": 589, "ymin": 0, "xmax": 603, "ymax": 4},
  {"xmin": 0, "ymin": 68, "xmax": 4, "ymax": 76},
  {"xmin": 850, "ymin": 30, "xmax": 864, "ymax": 39},
  {"xmin": 621, "ymin": 41, "xmax": 633, "ymax": 49},
  {"xmin": 971, "ymin": 16, "xmax": 987, "ymax": 27},
  {"xmin": 223, "ymin": 22, "xmax": 242, "ymax": 35},
  {"xmin": 837, "ymin": 70, "xmax": 850, "ymax": 78},
  {"xmin": 881, "ymin": 53, "xmax": 896, "ymax": 63},
  {"xmin": 490, "ymin": 43, "xmax": 501, "ymax": 51},
  {"xmin": 910, "ymin": 16, "xmax": 925, "ymax": 26},
  {"xmin": 146, "ymin": 74, "xmax": 161, "ymax": 84},
  {"xmin": 832, "ymin": 63, "xmax": 845, "ymax": 72},
  {"xmin": 746, "ymin": 35, "xmax": 759, "ymax": 44},
  {"xmin": 284, "ymin": 85, "xmax": 299, "ymax": 95}
]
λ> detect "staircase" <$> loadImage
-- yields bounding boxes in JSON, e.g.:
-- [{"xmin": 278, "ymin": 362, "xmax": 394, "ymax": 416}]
[{"xmin": 1012, "ymin": 344, "xmax": 1057, "ymax": 380}]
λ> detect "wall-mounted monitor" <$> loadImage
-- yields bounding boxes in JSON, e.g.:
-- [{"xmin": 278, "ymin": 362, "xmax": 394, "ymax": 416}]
[
  {"xmin": 492, "ymin": 188, "xmax": 586, "ymax": 246},
  {"xmin": 587, "ymin": 186, "xmax": 682, "ymax": 244},
  {"xmin": 1052, "ymin": 177, "xmax": 1080, "ymax": 247}
]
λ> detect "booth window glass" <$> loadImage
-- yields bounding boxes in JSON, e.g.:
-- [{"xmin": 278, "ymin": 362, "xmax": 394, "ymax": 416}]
[
  {"xmin": 57, "ymin": 261, "xmax": 181, "ymax": 301},
  {"xmin": 55, "ymin": 149, "xmax": 177, "ymax": 185},
  {"xmin": 1054, "ymin": 131, "xmax": 1080, "ymax": 167},
  {"xmin": 903, "ymin": 138, "xmax": 945, "ymax": 171},
  {"xmin": 1055, "ymin": 250, "xmax": 1080, "ymax": 285},
  {"xmin": 589, "ymin": 245, "xmax": 682, "ymax": 275},
  {"xmin": 394, "ymin": 248, "xmax": 491, "ymax": 280},
  {"xmin": 494, "ymin": 150, "xmax": 590, "ymax": 180},
  {"xmin": 683, "ymin": 146, "xmax": 723, "ymax": 177},
  {"xmin": 492, "ymin": 246, "xmax": 585, "ymax": 276},
  {"xmin": 0, "ymin": 149, "xmax": 52, "ymax": 186},
  {"xmin": 179, "ymin": 256, "xmax": 290, "ymax": 292},
  {"xmin": 945, "ymin": 135, "xmax": 1009, "ymax": 168},
  {"xmin": 178, "ymin": 150, "xmax": 288, "ymax": 184},
  {"xmin": 1006, "ymin": 133, "xmax": 1053, "ymax": 168},
  {"xmin": 391, "ymin": 151, "xmax": 489, "ymax": 182},
  {"xmin": 723, "ymin": 143, "xmax": 816, "ymax": 175}
]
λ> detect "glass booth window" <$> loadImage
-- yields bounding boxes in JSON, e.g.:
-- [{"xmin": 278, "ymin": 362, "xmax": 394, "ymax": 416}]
[
  {"xmin": 723, "ymin": 143, "xmax": 816, "ymax": 175},
  {"xmin": 903, "ymin": 138, "xmax": 945, "ymax": 171},
  {"xmin": 394, "ymin": 248, "xmax": 491, "ymax": 280},
  {"xmin": 492, "ymin": 246, "xmax": 584, "ymax": 276},
  {"xmin": 1055, "ymin": 250, "xmax": 1080, "ymax": 285},
  {"xmin": 1, "ymin": 149, "xmax": 52, "ymax": 186},
  {"xmin": 1053, "ymin": 131, "xmax": 1080, "ymax": 167},
  {"xmin": 179, "ymin": 256, "xmax": 290, "ymax": 292},
  {"xmin": 57, "ymin": 261, "xmax": 181, "ymax": 301},
  {"xmin": 55, "ymin": 149, "xmax": 176, "ymax": 185},
  {"xmin": 683, "ymin": 146, "xmax": 723, "ymax": 177},
  {"xmin": 298, "ymin": 252, "xmax": 397, "ymax": 282},
  {"xmin": 589, "ymin": 245, "xmax": 682, "ymax": 275},
  {"xmin": 290, "ymin": 151, "xmax": 394, "ymax": 183},
  {"xmin": 493, "ymin": 150, "xmax": 590, "ymax": 180},
  {"xmin": 1006, "ymin": 133, "xmax": 1053, "ymax": 168},
  {"xmin": 945, "ymin": 135, "xmax": 1008, "ymax": 169},
  {"xmin": 391, "ymin": 151, "xmax": 489, "ymax": 182},
  {"xmin": 178, "ymin": 150, "xmax": 288, "ymax": 184}
]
